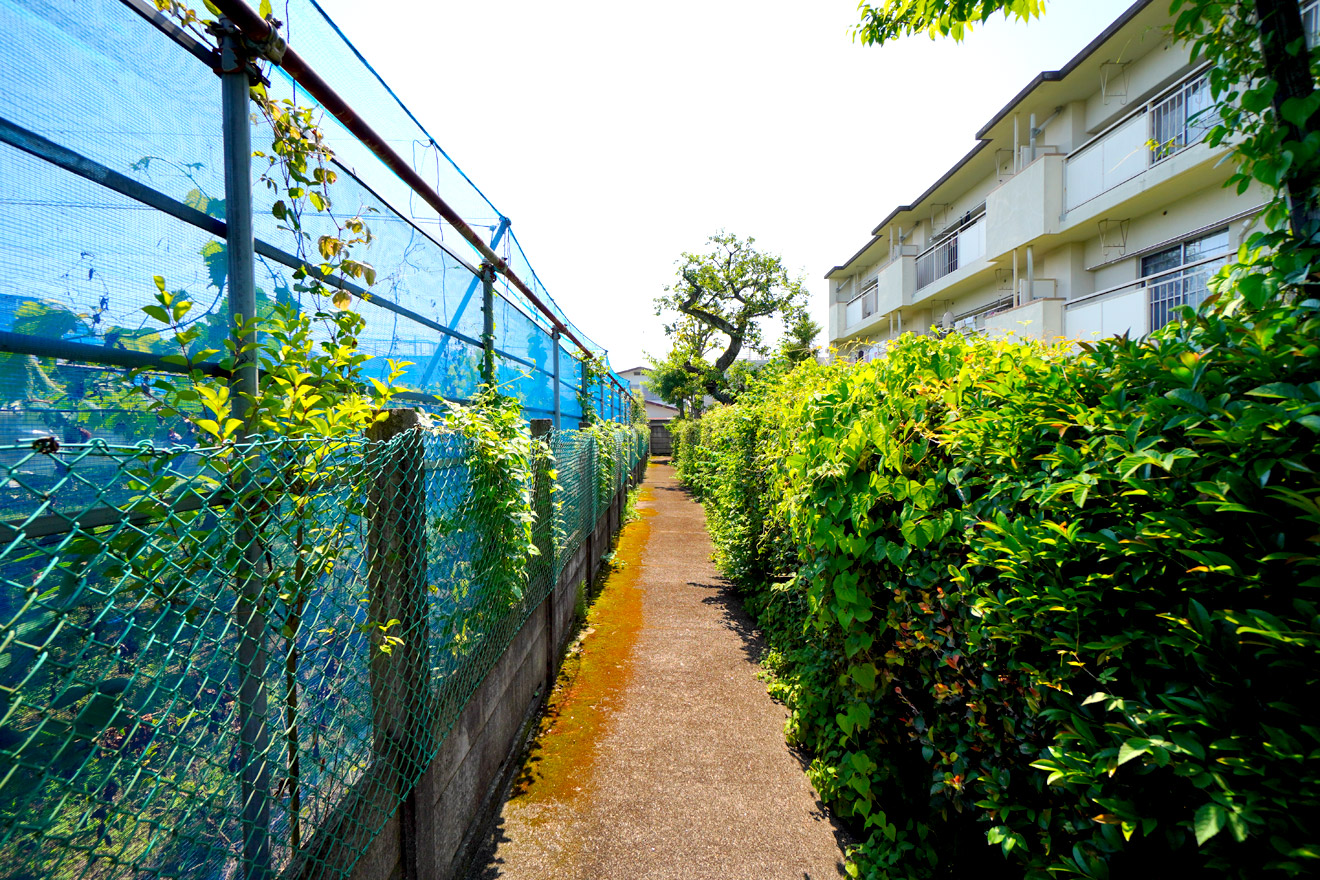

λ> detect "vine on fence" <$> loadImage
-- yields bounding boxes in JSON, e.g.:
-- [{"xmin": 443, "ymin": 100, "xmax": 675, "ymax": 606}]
[
  {"xmin": 576, "ymin": 357, "xmax": 609, "ymax": 425},
  {"xmin": 429, "ymin": 386, "xmax": 544, "ymax": 652}
]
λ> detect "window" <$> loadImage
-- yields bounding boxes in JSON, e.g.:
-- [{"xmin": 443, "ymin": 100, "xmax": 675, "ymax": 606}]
[
  {"xmin": 1143, "ymin": 227, "xmax": 1231, "ymax": 329},
  {"xmin": 1151, "ymin": 73, "xmax": 1213, "ymax": 161}
]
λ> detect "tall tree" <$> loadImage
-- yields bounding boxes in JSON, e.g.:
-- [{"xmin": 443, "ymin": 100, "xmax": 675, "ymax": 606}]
[
  {"xmin": 853, "ymin": 0, "xmax": 1319, "ymax": 254},
  {"xmin": 780, "ymin": 310, "xmax": 822, "ymax": 364},
  {"xmin": 654, "ymin": 232, "xmax": 807, "ymax": 405}
]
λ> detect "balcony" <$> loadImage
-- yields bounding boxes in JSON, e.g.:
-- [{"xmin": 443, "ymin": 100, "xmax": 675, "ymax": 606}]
[
  {"xmin": 983, "ymin": 297, "xmax": 1065, "ymax": 341},
  {"xmin": 915, "ymin": 214, "xmax": 986, "ymax": 293},
  {"xmin": 1065, "ymin": 72, "xmax": 1210, "ymax": 213},
  {"xmin": 946, "ymin": 294, "xmax": 1015, "ymax": 334},
  {"xmin": 841, "ymin": 256, "xmax": 916, "ymax": 335},
  {"xmin": 1147, "ymin": 255, "xmax": 1229, "ymax": 329},
  {"xmin": 985, "ymin": 153, "xmax": 1065, "ymax": 258},
  {"xmin": 1306, "ymin": 0, "xmax": 1319, "ymax": 46},
  {"xmin": 844, "ymin": 280, "xmax": 877, "ymax": 329},
  {"xmin": 1064, "ymin": 254, "xmax": 1228, "ymax": 340}
]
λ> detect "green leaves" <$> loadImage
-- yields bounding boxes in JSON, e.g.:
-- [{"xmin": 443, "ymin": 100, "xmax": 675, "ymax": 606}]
[
  {"xmin": 853, "ymin": 0, "xmax": 1046, "ymax": 46},
  {"xmin": 679, "ymin": 287, "xmax": 1320, "ymax": 879}
]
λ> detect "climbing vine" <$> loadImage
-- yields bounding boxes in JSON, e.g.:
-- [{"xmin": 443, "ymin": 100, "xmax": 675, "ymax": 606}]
[
  {"xmin": 577, "ymin": 356, "xmax": 609, "ymax": 425},
  {"xmin": 430, "ymin": 386, "xmax": 544, "ymax": 652}
]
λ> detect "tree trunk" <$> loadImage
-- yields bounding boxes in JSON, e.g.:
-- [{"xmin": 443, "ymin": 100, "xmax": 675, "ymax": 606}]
[{"xmin": 1253, "ymin": 0, "xmax": 1319, "ymax": 242}]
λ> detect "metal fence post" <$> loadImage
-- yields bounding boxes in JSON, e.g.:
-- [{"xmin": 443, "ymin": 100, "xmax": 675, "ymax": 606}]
[
  {"xmin": 366, "ymin": 409, "xmax": 433, "ymax": 880},
  {"xmin": 217, "ymin": 21, "xmax": 270, "ymax": 879},
  {"xmin": 588, "ymin": 431, "xmax": 598, "ymax": 576},
  {"xmin": 551, "ymin": 330, "xmax": 561, "ymax": 431},
  {"xmin": 529, "ymin": 419, "xmax": 555, "ymax": 688},
  {"xmin": 480, "ymin": 263, "xmax": 496, "ymax": 388}
]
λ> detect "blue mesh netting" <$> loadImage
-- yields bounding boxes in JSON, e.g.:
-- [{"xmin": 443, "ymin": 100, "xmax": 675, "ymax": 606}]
[{"xmin": 0, "ymin": 0, "xmax": 633, "ymax": 440}]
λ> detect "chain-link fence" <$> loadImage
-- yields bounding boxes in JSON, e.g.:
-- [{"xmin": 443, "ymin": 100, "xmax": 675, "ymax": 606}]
[
  {"xmin": 0, "ymin": 0, "xmax": 652, "ymax": 874},
  {"xmin": 0, "ymin": 420, "xmax": 647, "ymax": 878}
]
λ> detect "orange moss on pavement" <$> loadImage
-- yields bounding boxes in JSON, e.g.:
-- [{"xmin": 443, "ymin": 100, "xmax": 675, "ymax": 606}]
[{"xmin": 507, "ymin": 488, "xmax": 655, "ymax": 811}]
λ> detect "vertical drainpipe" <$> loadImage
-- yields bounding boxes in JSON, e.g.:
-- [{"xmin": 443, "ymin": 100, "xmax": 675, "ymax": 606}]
[
  {"xmin": 1029, "ymin": 112, "xmax": 1037, "ymax": 164},
  {"xmin": 1026, "ymin": 245, "xmax": 1035, "ymax": 304},
  {"xmin": 1012, "ymin": 248, "xmax": 1020, "ymax": 308},
  {"xmin": 217, "ymin": 20, "xmax": 271, "ymax": 880}
]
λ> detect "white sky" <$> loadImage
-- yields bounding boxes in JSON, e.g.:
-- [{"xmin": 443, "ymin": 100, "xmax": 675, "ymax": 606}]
[{"xmin": 313, "ymin": 0, "xmax": 1136, "ymax": 372}]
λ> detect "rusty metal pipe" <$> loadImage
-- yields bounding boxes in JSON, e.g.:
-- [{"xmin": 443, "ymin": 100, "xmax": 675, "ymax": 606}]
[{"xmin": 205, "ymin": 0, "xmax": 601, "ymax": 361}]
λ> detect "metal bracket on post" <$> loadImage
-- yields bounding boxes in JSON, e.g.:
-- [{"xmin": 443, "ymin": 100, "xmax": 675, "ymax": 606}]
[
  {"xmin": 480, "ymin": 262, "xmax": 496, "ymax": 388},
  {"xmin": 217, "ymin": 19, "xmax": 272, "ymax": 880},
  {"xmin": 208, "ymin": 17, "xmax": 274, "ymax": 85}
]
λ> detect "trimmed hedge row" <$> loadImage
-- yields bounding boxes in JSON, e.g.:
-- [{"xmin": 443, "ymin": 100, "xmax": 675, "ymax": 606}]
[{"xmin": 674, "ymin": 288, "xmax": 1320, "ymax": 878}]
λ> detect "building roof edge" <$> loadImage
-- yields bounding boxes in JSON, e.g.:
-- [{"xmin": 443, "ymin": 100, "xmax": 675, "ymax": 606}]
[{"xmin": 828, "ymin": 0, "xmax": 1157, "ymax": 280}]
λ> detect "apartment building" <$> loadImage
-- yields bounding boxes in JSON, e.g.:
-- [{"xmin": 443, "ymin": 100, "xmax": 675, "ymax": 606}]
[{"xmin": 827, "ymin": 0, "xmax": 1320, "ymax": 357}]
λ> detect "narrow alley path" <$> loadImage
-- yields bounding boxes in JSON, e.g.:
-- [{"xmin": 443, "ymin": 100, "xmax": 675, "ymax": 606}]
[{"xmin": 470, "ymin": 461, "xmax": 848, "ymax": 880}]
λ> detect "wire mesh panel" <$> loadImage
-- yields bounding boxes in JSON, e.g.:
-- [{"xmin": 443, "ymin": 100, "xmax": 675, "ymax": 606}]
[
  {"xmin": 0, "ymin": 420, "xmax": 647, "ymax": 878},
  {"xmin": 0, "ymin": 0, "xmax": 644, "ymax": 869}
]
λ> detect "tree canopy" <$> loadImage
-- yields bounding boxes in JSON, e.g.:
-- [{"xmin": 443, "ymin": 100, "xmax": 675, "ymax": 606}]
[{"xmin": 654, "ymin": 232, "xmax": 807, "ymax": 405}]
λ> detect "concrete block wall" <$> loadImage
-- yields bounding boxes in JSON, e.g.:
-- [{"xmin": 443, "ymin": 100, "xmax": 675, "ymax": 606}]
[{"xmin": 348, "ymin": 453, "xmax": 647, "ymax": 880}]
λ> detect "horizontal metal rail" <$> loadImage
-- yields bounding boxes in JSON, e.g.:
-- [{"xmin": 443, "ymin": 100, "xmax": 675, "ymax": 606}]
[
  {"xmin": 1065, "ymin": 253, "xmax": 1231, "ymax": 309},
  {"xmin": 0, "ymin": 331, "xmax": 232, "ymax": 379},
  {"xmin": 203, "ymin": 1, "xmax": 602, "ymax": 364},
  {"xmin": 0, "ymin": 115, "xmax": 499, "ymax": 361},
  {"xmin": 118, "ymin": 0, "xmax": 632, "ymax": 402},
  {"xmin": 0, "ymin": 485, "xmax": 231, "ymax": 543}
]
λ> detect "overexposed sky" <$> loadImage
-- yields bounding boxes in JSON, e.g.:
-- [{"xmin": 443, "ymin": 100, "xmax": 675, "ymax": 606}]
[{"xmin": 313, "ymin": 0, "xmax": 1136, "ymax": 371}]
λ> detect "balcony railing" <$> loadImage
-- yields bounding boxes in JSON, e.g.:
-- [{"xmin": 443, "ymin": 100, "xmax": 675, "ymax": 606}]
[
  {"xmin": 1065, "ymin": 71, "xmax": 1209, "ymax": 211},
  {"xmin": 916, "ymin": 215, "xmax": 986, "ymax": 292},
  {"xmin": 845, "ymin": 279, "xmax": 879, "ymax": 329},
  {"xmin": 1064, "ymin": 254, "xmax": 1229, "ymax": 337},
  {"xmin": 948, "ymin": 294, "xmax": 1015, "ymax": 334},
  {"xmin": 1150, "ymin": 75, "xmax": 1214, "ymax": 161},
  {"xmin": 1147, "ymin": 255, "xmax": 1229, "ymax": 330},
  {"xmin": 1305, "ymin": 0, "xmax": 1319, "ymax": 47}
]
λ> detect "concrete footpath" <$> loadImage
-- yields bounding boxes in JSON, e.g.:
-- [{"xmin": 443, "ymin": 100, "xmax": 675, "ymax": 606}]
[{"xmin": 469, "ymin": 461, "xmax": 848, "ymax": 880}]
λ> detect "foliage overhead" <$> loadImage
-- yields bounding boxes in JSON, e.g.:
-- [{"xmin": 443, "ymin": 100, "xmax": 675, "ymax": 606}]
[{"xmin": 853, "ymin": 0, "xmax": 1046, "ymax": 43}]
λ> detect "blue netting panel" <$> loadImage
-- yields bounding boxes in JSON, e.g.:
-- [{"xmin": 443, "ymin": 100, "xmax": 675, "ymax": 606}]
[
  {"xmin": 264, "ymin": 0, "xmax": 610, "ymax": 358},
  {"xmin": 0, "ymin": 0, "xmax": 632, "ymax": 443},
  {"xmin": 0, "ymin": 0, "xmax": 225, "ymax": 204}
]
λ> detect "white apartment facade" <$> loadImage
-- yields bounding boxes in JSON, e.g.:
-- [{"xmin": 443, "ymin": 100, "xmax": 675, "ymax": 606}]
[{"xmin": 827, "ymin": 0, "xmax": 1320, "ymax": 357}]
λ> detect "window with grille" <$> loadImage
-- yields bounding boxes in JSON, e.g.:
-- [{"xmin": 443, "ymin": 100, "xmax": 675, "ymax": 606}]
[
  {"xmin": 1150, "ymin": 74, "xmax": 1213, "ymax": 161},
  {"xmin": 1143, "ymin": 227, "xmax": 1230, "ymax": 330}
]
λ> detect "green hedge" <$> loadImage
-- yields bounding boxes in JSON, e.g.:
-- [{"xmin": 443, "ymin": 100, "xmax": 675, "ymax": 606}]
[{"xmin": 680, "ymin": 289, "xmax": 1320, "ymax": 878}]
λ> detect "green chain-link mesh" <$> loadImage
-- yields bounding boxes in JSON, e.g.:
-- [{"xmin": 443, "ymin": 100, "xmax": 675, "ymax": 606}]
[{"xmin": 0, "ymin": 423, "xmax": 646, "ymax": 878}]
